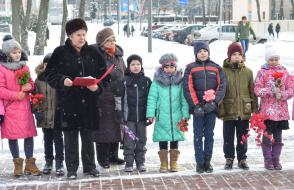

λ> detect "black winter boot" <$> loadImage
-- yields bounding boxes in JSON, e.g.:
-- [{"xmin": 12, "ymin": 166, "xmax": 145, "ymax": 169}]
[
  {"xmin": 96, "ymin": 143, "xmax": 110, "ymax": 168},
  {"xmin": 43, "ymin": 159, "xmax": 53, "ymax": 174},
  {"xmin": 204, "ymin": 156, "xmax": 213, "ymax": 173},
  {"xmin": 109, "ymin": 142, "xmax": 125, "ymax": 165}
]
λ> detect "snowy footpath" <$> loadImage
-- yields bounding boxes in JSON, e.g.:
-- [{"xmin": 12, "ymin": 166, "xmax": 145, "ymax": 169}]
[{"xmin": 0, "ymin": 23, "xmax": 294, "ymax": 189}]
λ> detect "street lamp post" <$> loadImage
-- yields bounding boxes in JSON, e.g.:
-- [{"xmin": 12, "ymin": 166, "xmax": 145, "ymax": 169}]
[{"xmin": 148, "ymin": 0, "xmax": 152, "ymax": 52}]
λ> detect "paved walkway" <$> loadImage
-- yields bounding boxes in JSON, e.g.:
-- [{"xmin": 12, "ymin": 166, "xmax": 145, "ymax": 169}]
[{"xmin": 1, "ymin": 125, "xmax": 294, "ymax": 189}]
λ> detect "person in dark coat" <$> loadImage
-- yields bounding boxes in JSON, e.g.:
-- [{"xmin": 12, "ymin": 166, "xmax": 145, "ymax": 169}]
[
  {"xmin": 112, "ymin": 54, "xmax": 151, "ymax": 172},
  {"xmin": 275, "ymin": 23, "xmax": 281, "ymax": 38},
  {"xmin": 183, "ymin": 41, "xmax": 226, "ymax": 174},
  {"xmin": 218, "ymin": 42, "xmax": 258, "ymax": 170},
  {"xmin": 268, "ymin": 23, "xmax": 274, "ymax": 37},
  {"xmin": 92, "ymin": 28, "xmax": 126, "ymax": 169},
  {"xmin": 44, "ymin": 18, "xmax": 106, "ymax": 179},
  {"xmin": 34, "ymin": 53, "xmax": 64, "ymax": 176}
]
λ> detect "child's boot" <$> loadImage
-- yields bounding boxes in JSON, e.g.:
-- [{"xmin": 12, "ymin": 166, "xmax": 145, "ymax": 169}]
[
  {"xmin": 158, "ymin": 149, "xmax": 168, "ymax": 173},
  {"xmin": 204, "ymin": 156, "xmax": 213, "ymax": 173},
  {"xmin": 169, "ymin": 149, "xmax": 180, "ymax": 172},
  {"xmin": 56, "ymin": 160, "xmax": 65, "ymax": 176},
  {"xmin": 24, "ymin": 157, "xmax": 41, "ymax": 176},
  {"xmin": 272, "ymin": 143, "xmax": 283, "ymax": 170},
  {"xmin": 42, "ymin": 159, "xmax": 53, "ymax": 174},
  {"xmin": 261, "ymin": 144, "xmax": 274, "ymax": 170},
  {"xmin": 13, "ymin": 158, "xmax": 24, "ymax": 177}
]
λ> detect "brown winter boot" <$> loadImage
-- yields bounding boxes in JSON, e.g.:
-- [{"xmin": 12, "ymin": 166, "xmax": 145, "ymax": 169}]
[
  {"xmin": 24, "ymin": 157, "xmax": 41, "ymax": 176},
  {"xmin": 13, "ymin": 158, "xmax": 24, "ymax": 177},
  {"xmin": 169, "ymin": 149, "xmax": 180, "ymax": 172},
  {"xmin": 158, "ymin": 150, "xmax": 168, "ymax": 173}
]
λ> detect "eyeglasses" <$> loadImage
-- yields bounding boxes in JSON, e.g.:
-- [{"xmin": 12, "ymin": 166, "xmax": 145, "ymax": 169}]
[
  {"xmin": 106, "ymin": 38, "xmax": 116, "ymax": 43},
  {"xmin": 164, "ymin": 65, "xmax": 176, "ymax": 69},
  {"xmin": 268, "ymin": 58, "xmax": 279, "ymax": 62}
]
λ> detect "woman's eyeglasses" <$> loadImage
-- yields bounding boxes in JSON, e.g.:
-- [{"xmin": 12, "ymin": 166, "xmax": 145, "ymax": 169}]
[
  {"xmin": 164, "ymin": 65, "xmax": 176, "ymax": 69},
  {"xmin": 106, "ymin": 38, "xmax": 116, "ymax": 43}
]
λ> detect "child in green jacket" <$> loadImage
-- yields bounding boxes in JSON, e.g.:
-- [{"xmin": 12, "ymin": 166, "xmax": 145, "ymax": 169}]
[{"xmin": 146, "ymin": 53, "xmax": 190, "ymax": 173}]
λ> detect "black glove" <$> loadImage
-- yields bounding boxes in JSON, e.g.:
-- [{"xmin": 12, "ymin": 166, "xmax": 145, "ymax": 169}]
[
  {"xmin": 0, "ymin": 115, "xmax": 4, "ymax": 124},
  {"xmin": 194, "ymin": 105, "xmax": 205, "ymax": 117},
  {"xmin": 203, "ymin": 101, "xmax": 217, "ymax": 113},
  {"xmin": 253, "ymin": 36, "xmax": 256, "ymax": 40},
  {"xmin": 34, "ymin": 112, "xmax": 44, "ymax": 122}
]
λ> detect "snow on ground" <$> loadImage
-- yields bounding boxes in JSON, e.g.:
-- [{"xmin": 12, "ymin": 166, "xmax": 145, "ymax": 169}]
[{"xmin": 1, "ymin": 22, "xmax": 294, "ymax": 182}]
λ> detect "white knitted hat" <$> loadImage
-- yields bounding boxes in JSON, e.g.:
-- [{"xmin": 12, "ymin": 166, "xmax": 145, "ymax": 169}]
[
  {"xmin": 2, "ymin": 35, "xmax": 22, "ymax": 55},
  {"xmin": 265, "ymin": 43, "xmax": 280, "ymax": 61}
]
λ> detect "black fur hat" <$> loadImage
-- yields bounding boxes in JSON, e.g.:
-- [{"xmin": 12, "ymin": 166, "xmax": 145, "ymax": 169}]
[
  {"xmin": 127, "ymin": 54, "xmax": 142, "ymax": 68},
  {"xmin": 65, "ymin": 18, "xmax": 88, "ymax": 36}
]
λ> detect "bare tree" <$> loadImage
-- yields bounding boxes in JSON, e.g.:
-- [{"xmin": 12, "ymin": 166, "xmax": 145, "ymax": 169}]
[
  {"xmin": 202, "ymin": 0, "xmax": 206, "ymax": 25},
  {"xmin": 33, "ymin": 0, "xmax": 50, "ymax": 55},
  {"xmin": 256, "ymin": 0, "xmax": 261, "ymax": 22},
  {"xmin": 79, "ymin": 0, "xmax": 86, "ymax": 19},
  {"xmin": 20, "ymin": 0, "xmax": 32, "ymax": 55},
  {"xmin": 60, "ymin": 0, "xmax": 68, "ymax": 45},
  {"xmin": 271, "ymin": 0, "xmax": 276, "ymax": 19},
  {"xmin": 291, "ymin": 0, "xmax": 294, "ymax": 19},
  {"xmin": 11, "ymin": 0, "xmax": 22, "ymax": 42},
  {"xmin": 279, "ymin": 0, "xmax": 284, "ymax": 19}
]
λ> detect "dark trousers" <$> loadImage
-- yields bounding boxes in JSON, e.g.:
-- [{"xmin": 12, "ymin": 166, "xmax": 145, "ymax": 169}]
[
  {"xmin": 8, "ymin": 137, "xmax": 34, "ymax": 159},
  {"xmin": 223, "ymin": 119, "xmax": 249, "ymax": 161},
  {"xmin": 42, "ymin": 128, "xmax": 64, "ymax": 162},
  {"xmin": 193, "ymin": 112, "xmax": 216, "ymax": 164},
  {"xmin": 123, "ymin": 121, "xmax": 147, "ymax": 166},
  {"xmin": 159, "ymin": 141, "xmax": 178, "ymax": 150},
  {"xmin": 63, "ymin": 129, "xmax": 96, "ymax": 173},
  {"xmin": 262, "ymin": 120, "xmax": 283, "ymax": 145}
]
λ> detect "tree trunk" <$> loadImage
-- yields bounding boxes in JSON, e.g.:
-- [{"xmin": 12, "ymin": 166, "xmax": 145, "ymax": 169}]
[
  {"xmin": 11, "ymin": 0, "xmax": 22, "ymax": 42},
  {"xmin": 207, "ymin": 0, "xmax": 211, "ymax": 23},
  {"xmin": 291, "ymin": 0, "xmax": 294, "ymax": 19},
  {"xmin": 33, "ymin": 0, "xmax": 50, "ymax": 55},
  {"xmin": 279, "ymin": 0, "xmax": 284, "ymax": 19},
  {"xmin": 20, "ymin": 0, "xmax": 32, "ymax": 55},
  {"xmin": 256, "ymin": 0, "xmax": 261, "ymax": 22},
  {"xmin": 79, "ymin": 0, "xmax": 86, "ymax": 19},
  {"xmin": 271, "ymin": 0, "xmax": 276, "ymax": 19},
  {"xmin": 60, "ymin": 0, "xmax": 68, "ymax": 46},
  {"xmin": 202, "ymin": 0, "xmax": 206, "ymax": 25}
]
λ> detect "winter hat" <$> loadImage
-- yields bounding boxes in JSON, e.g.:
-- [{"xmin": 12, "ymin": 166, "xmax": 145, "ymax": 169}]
[
  {"xmin": 159, "ymin": 53, "xmax": 178, "ymax": 67},
  {"xmin": 265, "ymin": 43, "xmax": 280, "ymax": 61},
  {"xmin": 127, "ymin": 54, "xmax": 142, "ymax": 68},
  {"xmin": 65, "ymin": 18, "xmax": 88, "ymax": 36},
  {"xmin": 96, "ymin": 28, "xmax": 115, "ymax": 46},
  {"xmin": 193, "ymin": 41, "xmax": 210, "ymax": 58},
  {"xmin": 2, "ymin": 35, "xmax": 22, "ymax": 55},
  {"xmin": 43, "ymin": 53, "xmax": 52, "ymax": 64},
  {"xmin": 227, "ymin": 42, "xmax": 243, "ymax": 60}
]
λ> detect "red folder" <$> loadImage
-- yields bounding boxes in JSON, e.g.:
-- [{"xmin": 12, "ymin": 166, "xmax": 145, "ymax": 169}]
[
  {"xmin": 72, "ymin": 64, "xmax": 115, "ymax": 87},
  {"xmin": 72, "ymin": 77, "xmax": 98, "ymax": 86}
]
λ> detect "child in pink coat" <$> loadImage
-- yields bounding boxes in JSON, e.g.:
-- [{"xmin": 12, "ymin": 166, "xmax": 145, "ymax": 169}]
[
  {"xmin": 254, "ymin": 44, "xmax": 294, "ymax": 170},
  {"xmin": 0, "ymin": 35, "xmax": 40, "ymax": 176}
]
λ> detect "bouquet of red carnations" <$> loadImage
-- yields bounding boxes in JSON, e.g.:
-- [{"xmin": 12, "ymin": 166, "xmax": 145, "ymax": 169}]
[{"xmin": 15, "ymin": 68, "xmax": 30, "ymax": 85}]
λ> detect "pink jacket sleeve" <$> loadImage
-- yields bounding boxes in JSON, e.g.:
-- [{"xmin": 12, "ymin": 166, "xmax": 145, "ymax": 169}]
[
  {"xmin": 281, "ymin": 72, "xmax": 294, "ymax": 101},
  {"xmin": 0, "ymin": 99, "xmax": 4, "ymax": 115},
  {"xmin": 0, "ymin": 70, "xmax": 19, "ymax": 100},
  {"xmin": 254, "ymin": 70, "xmax": 274, "ymax": 98}
]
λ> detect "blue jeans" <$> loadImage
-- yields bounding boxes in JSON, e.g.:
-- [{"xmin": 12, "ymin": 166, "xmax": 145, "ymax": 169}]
[
  {"xmin": 240, "ymin": 39, "xmax": 249, "ymax": 56},
  {"xmin": 9, "ymin": 137, "xmax": 34, "ymax": 159},
  {"xmin": 193, "ymin": 112, "xmax": 216, "ymax": 164}
]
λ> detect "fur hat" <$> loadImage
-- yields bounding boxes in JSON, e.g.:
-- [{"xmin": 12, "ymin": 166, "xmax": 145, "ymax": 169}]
[
  {"xmin": 159, "ymin": 53, "xmax": 178, "ymax": 67},
  {"xmin": 127, "ymin": 54, "xmax": 142, "ymax": 68},
  {"xmin": 65, "ymin": 18, "xmax": 88, "ymax": 36},
  {"xmin": 2, "ymin": 35, "xmax": 22, "ymax": 55},
  {"xmin": 227, "ymin": 42, "xmax": 243, "ymax": 60},
  {"xmin": 265, "ymin": 44, "xmax": 280, "ymax": 61},
  {"xmin": 194, "ymin": 41, "xmax": 210, "ymax": 58},
  {"xmin": 43, "ymin": 53, "xmax": 52, "ymax": 64},
  {"xmin": 96, "ymin": 28, "xmax": 115, "ymax": 46}
]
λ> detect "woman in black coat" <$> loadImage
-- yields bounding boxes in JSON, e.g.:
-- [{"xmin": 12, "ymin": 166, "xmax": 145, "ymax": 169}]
[
  {"xmin": 92, "ymin": 28, "xmax": 126, "ymax": 168},
  {"xmin": 45, "ymin": 19, "xmax": 106, "ymax": 179}
]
